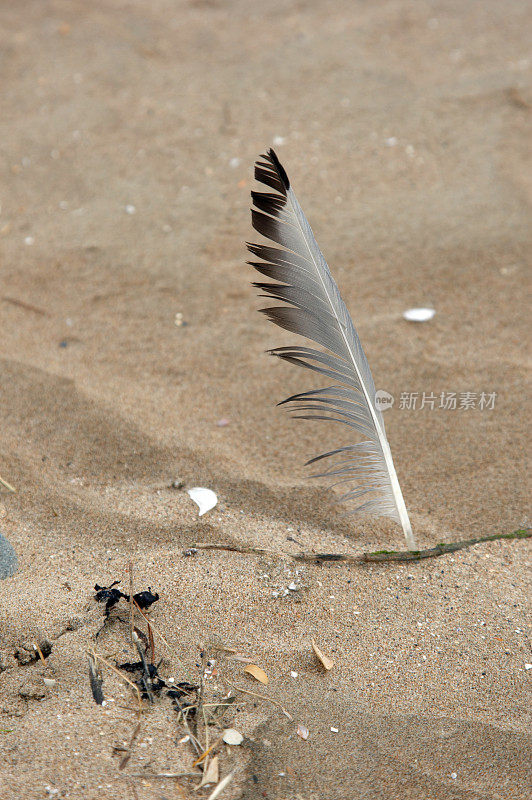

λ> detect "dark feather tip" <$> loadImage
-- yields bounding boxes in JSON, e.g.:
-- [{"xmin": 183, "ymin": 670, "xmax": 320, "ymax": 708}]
[{"xmin": 267, "ymin": 149, "xmax": 290, "ymax": 190}]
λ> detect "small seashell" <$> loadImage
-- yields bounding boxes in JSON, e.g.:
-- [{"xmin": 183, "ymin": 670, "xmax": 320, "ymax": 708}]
[
  {"xmin": 187, "ymin": 487, "xmax": 217, "ymax": 516},
  {"xmin": 222, "ymin": 728, "xmax": 243, "ymax": 745},
  {"xmin": 403, "ymin": 307, "xmax": 436, "ymax": 322}
]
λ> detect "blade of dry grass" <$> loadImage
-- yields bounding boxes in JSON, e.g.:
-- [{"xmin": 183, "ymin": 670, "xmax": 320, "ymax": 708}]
[
  {"xmin": 224, "ymin": 680, "xmax": 293, "ymax": 720},
  {"xmin": 0, "ymin": 476, "xmax": 16, "ymax": 493}
]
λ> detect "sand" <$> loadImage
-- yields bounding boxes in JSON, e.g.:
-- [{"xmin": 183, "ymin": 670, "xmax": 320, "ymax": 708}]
[{"xmin": 0, "ymin": 1, "xmax": 530, "ymax": 798}]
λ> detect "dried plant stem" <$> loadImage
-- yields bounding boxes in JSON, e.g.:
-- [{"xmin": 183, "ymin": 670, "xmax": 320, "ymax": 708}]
[
  {"xmin": 89, "ymin": 651, "xmax": 143, "ymax": 770},
  {"xmin": 120, "ymin": 721, "xmax": 142, "ymax": 771},
  {"xmin": 126, "ymin": 772, "xmax": 200, "ymax": 778},
  {"xmin": 2, "ymin": 295, "xmax": 47, "ymax": 315},
  {"xmin": 131, "ymin": 598, "xmax": 175, "ymax": 656},
  {"xmin": 192, "ymin": 734, "xmax": 224, "ymax": 768},
  {"xmin": 177, "ymin": 715, "xmax": 203, "ymax": 756},
  {"xmin": 0, "ymin": 476, "xmax": 16, "ymax": 493},
  {"xmin": 206, "ymin": 771, "xmax": 235, "ymax": 800},
  {"xmin": 89, "ymin": 651, "xmax": 142, "ymax": 716},
  {"xmin": 193, "ymin": 528, "xmax": 530, "ymax": 565},
  {"xmin": 32, "ymin": 642, "xmax": 47, "ymax": 663},
  {"xmin": 224, "ymin": 680, "xmax": 293, "ymax": 720},
  {"xmin": 128, "ymin": 562, "xmax": 135, "ymax": 644}
]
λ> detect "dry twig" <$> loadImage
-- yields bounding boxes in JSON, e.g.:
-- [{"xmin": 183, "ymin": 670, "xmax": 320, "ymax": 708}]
[
  {"xmin": 193, "ymin": 529, "xmax": 530, "ymax": 565},
  {"xmin": 2, "ymin": 295, "xmax": 47, "ymax": 315}
]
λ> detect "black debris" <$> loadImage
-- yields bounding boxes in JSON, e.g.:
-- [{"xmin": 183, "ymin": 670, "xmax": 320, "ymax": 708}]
[
  {"xmin": 116, "ymin": 657, "xmax": 197, "ymax": 708},
  {"xmin": 132, "ymin": 587, "xmax": 159, "ymax": 611},
  {"xmin": 94, "ymin": 581, "xmax": 160, "ymax": 619},
  {"xmin": 94, "ymin": 581, "xmax": 129, "ymax": 618}
]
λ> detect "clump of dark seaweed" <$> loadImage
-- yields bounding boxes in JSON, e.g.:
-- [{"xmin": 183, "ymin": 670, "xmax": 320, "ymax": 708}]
[{"xmin": 94, "ymin": 581, "xmax": 159, "ymax": 623}]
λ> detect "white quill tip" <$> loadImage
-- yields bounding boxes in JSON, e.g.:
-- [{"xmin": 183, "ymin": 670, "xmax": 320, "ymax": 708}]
[
  {"xmin": 403, "ymin": 307, "xmax": 435, "ymax": 322},
  {"xmin": 187, "ymin": 487, "xmax": 218, "ymax": 516}
]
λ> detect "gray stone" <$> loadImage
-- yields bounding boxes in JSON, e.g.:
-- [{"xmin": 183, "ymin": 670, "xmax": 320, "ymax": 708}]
[{"xmin": 0, "ymin": 533, "xmax": 17, "ymax": 579}]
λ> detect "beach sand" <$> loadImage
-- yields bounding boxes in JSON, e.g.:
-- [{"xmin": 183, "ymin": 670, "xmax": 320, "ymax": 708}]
[{"xmin": 0, "ymin": 1, "xmax": 530, "ymax": 798}]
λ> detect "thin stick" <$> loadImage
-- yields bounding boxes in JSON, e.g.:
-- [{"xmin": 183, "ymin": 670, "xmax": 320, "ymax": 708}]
[
  {"xmin": 2, "ymin": 295, "xmax": 47, "ymax": 315},
  {"xmin": 193, "ymin": 528, "xmax": 531, "ymax": 565},
  {"xmin": 224, "ymin": 680, "xmax": 293, "ymax": 720},
  {"xmin": 89, "ymin": 651, "xmax": 142, "ymax": 716},
  {"xmin": 192, "ymin": 734, "xmax": 224, "ymax": 767},
  {"xmin": 0, "ymin": 476, "xmax": 16, "ymax": 493},
  {"xmin": 131, "ymin": 599, "xmax": 174, "ymax": 653},
  {"xmin": 175, "ymin": 710, "xmax": 203, "ymax": 757},
  {"xmin": 32, "ymin": 642, "xmax": 47, "ymax": 664},
  {"xmin": 128, "ymin": 562, "xmax": 134, "ymax": 644},
  {"xmin": 147, "ymin": 621, "xmax": 155, "ymax": 664},
  {"xmin": 120, "ymin": 721, "xmax": 141, "ymax": 771},
  {"xmin": 89, "ymin": 651, "xmax": 143, "ymax": 770},
  {"xmin": 126, "ymin": 772, "xmax": 199, "ymax": 779},
  {"xmin": 206, "ymin": 771, "xmax": 235, "ymax": 800}
]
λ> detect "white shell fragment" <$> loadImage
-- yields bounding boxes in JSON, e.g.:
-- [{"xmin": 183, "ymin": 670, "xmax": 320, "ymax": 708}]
[
  {"xmin": 222, "ymin": 728, "xmax": 244, "ymax": 745},
  {"xmin": 187, "ymin": 487, "xmax": 218, "ymax": 516},
  {"xmin": 403, "ymin": 307, "xmax": 436, "ymax": 322},
  {"xmin": 43, "ymin": 678, "xmax": 56, "ymax": 688},
  {"xmin": 311, "ymin": 638, "xmax": 335, "ymax": 671},
  {"xmin": 297, "ymin": 723, "xmax": 309, "ymax": 740}
]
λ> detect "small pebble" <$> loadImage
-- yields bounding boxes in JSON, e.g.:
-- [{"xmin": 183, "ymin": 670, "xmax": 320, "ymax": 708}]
[
  {"xmin": 385, "ymin": 137, "xmax": 397, "ymax": 147},
  {"xmin": 290, "ymin": 670, "xmax": 298, "ymax": 678},
  {"xmin": 273, "ymin": 135, "xmax": 286, "ymax": 146},
  {"xmin": 330, "ymin": 727, "xmax": 339, "ymax": 733},
  {"xmin": 403, "ymin": 307, "xmax": 436, "ymax": 322},
  {"xmin": 229, "ymin": 157, "xmax": 241, "ymax": 168},
  {"xmin": 125, "ymin": 204, "xmax": 136, "ymax": 215},
  {"xmin": 24, "ymin": 236, "xmax": 34, "ymax": 245}
]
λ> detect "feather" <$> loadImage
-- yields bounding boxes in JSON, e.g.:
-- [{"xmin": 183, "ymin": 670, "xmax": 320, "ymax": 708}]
[{"xmin": 247, "ymin": 149, "xmax": 416, "ymax": 549}]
